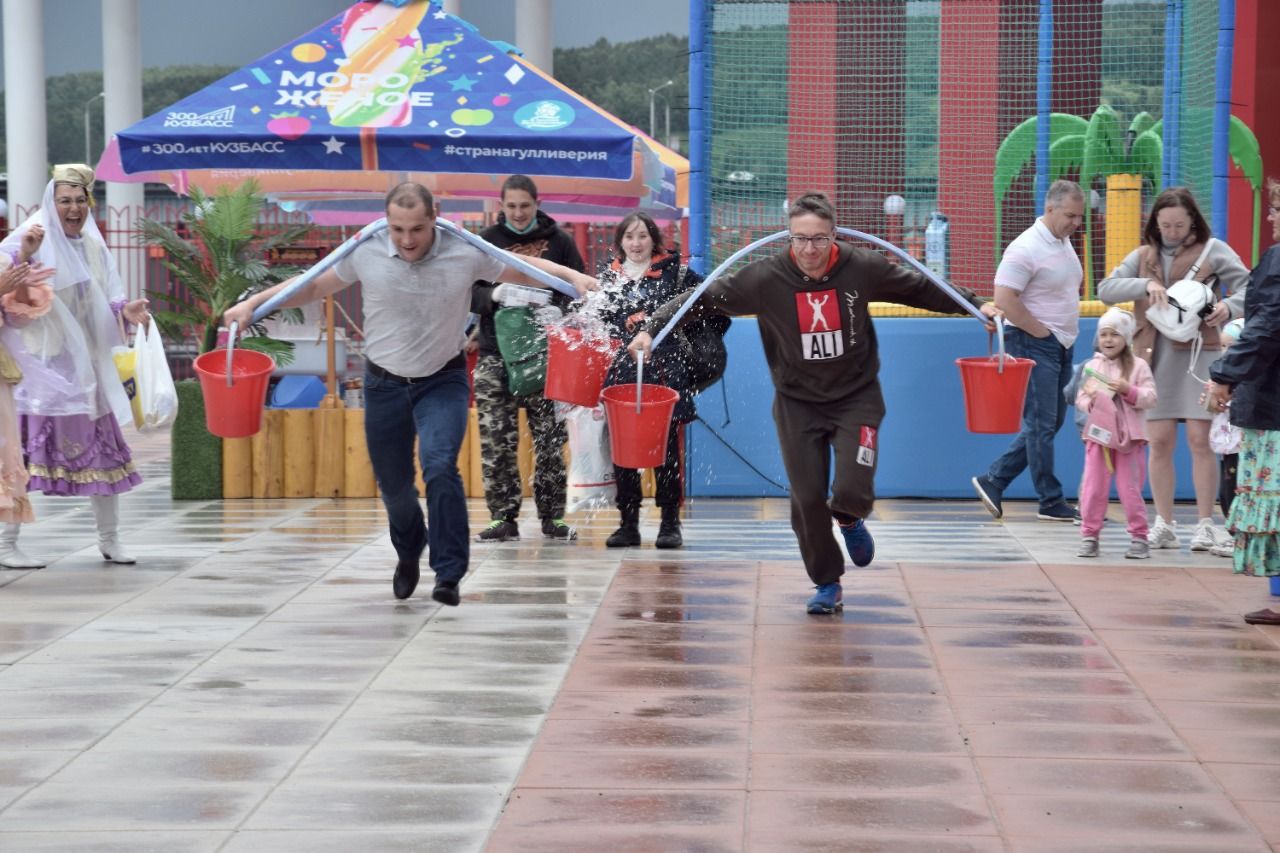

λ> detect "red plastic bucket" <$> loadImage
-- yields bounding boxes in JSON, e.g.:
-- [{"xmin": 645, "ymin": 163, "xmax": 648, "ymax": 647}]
[
  {"xmin": 193, "ymin": 348, "xmax": 276, "ymax": 438},
  {"xmin": 601, "ymin": 383, "xmax": 680, "ymax": 468},
  {"xmin": 545, "ymin": 326, "xmax": 620, "ymax": 407},
  {"xmin": 955, "ymin": 355, "xmax": 1036, "ymax": 434}
]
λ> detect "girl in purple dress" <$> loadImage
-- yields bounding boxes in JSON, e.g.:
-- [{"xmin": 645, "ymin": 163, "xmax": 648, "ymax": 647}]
[{"xmin": 0, "ymin": 164, "xmax": 150, "ymax": 567}]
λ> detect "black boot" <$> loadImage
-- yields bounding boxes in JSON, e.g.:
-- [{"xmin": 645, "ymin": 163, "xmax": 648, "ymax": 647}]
[
  {"xmin": 654, "ymin": 505, "xmax": 683, "ymax": 549},
  {"xmin": 606, "ymin": 506, "xmax": 641, "ymax": 548}
]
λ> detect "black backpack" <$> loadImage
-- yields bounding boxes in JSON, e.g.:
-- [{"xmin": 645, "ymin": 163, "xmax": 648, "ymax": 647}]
[{"xmin": 682, "ymin": 315, "xmax": 732, "ymax": 393}]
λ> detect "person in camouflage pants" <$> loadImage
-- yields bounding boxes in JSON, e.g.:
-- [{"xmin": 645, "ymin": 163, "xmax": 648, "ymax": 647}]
[
  {"xmin": 470, "ymin": 175, "xmax": 584, "ymax": 541},
  {"xmin": 472, "ymin": 357, "xmax": 572, "ymax": 538}
]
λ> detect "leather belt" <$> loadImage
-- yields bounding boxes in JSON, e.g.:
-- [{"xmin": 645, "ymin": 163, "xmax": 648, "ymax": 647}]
[{"xmin": 366, "ymin": 353, "xmax": 465, "ymax": 384}]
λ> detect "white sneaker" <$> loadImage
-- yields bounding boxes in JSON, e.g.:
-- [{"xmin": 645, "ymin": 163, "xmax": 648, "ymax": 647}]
[
  {"xmin": 1148, "ymin": 516, "xmax": 1179, "ymax": 549},
  {"xmin": 1209, "ymin": 540, "xmax": 1235, "ymax": 558},
  {"xmin": 1189, "ymin": 518, "xmax": 1225, "ymax": 552}
]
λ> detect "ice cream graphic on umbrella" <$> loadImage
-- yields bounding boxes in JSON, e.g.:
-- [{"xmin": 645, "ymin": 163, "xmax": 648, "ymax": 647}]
[{"xmin": 324, "ymin": 0, "xmax": 459, "ymax": 128}]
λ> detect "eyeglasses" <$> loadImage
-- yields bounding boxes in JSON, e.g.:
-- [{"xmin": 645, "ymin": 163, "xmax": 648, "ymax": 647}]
[{"xmin": 789, "ymin": 234, "xmax": 833, "ymax": 249}]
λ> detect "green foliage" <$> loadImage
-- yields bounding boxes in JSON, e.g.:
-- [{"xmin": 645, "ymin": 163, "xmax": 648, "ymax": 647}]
[
  {"xmin": 170, "ymin": 380, "xmax": 222, "ymax": 500},
  {"xmin": 553, "ymin": 35, "xmax": 690, "ymax": 150},
  {"xmin": 138, "ymin": 180, "xmax": 308, "ymax": 361}
]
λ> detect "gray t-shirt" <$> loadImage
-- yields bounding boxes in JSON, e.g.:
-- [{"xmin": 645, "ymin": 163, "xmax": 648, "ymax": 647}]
[{"xmin": 335, "ymin": 229, "xmax": 506, "ymax": 378}]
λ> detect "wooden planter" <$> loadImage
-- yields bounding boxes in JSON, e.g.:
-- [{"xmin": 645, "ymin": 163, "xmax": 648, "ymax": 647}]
[{"xmin": 219, "ymin": 405, "xmax": 659, "ymax": 500}]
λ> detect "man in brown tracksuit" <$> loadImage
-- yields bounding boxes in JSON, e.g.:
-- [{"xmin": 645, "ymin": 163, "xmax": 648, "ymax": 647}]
[{"xmin": 629, "ymin": 192, "xmax": 997, "ymax": 614}]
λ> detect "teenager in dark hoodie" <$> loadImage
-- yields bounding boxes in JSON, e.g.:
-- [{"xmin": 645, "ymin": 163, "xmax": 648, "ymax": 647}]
[
  {"xmin": 628, "ymin": 192, "xmax": 998, "ymax": 614},
  {"xmin": 471, "ymin": 175, "xmax": 585, "ymax": 542}
]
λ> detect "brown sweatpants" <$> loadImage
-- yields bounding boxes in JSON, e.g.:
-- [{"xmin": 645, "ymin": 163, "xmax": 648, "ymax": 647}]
[{"xmin": 773, "ymin": 392, "xmax": 879, "ymax": 585}]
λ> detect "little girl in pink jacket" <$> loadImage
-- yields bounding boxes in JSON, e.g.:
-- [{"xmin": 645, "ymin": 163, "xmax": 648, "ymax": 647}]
[{"xmin": 1076, "ymin": 307, "xmax": 1158, "ymax": 559}]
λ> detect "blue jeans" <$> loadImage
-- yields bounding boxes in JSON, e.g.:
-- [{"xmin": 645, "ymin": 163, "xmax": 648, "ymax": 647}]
[
  {"xmin": 364, "ymin": 365, "xmax": 470, "ymax": 583},
  {"xmin": 984, "ymin": 327, "xmax": 1074, "ymax": 510}
]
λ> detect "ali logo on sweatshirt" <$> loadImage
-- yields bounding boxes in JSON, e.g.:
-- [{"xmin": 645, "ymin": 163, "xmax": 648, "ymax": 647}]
[{"xmin": 795, "ymin": 289, "xmax": 843, "ymax": 360}]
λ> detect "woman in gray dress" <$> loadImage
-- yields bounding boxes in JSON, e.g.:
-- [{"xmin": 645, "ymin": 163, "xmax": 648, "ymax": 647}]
[{"xmin": 1099, "ymin": 187, "xmax": 1249, "ymax": 553}]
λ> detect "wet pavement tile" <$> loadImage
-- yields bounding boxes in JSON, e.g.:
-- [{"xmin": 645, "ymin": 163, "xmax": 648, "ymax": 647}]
[
  {"xmin": 755, "ymin": 605, "xmax": 921, "ymax": 626},
  {"xmin": 1093, "ymin": 627, "xmax": 1278, "ymax": 652},
  {"xmin": 547, "ymin": 690, "xmax": 751, "ymax": 721},
  {"xmin": 963, "ymin": 724, "xmax": 1193, "ymax": 760},
  {"xmin": 1128, "ymin": 669, "xmax": 1280, "ymax": 703},
  {"xmin": 1205, "ymin": 762, "xmax": 1280, "ymax": 801},
  {"xmin": 751, "ymin": 721, "xmax": 969, "ymax": 756},
  {"xmin": 1172, "ymin": 729, "xmax": 1280, "ymax": 764},
  {"xmin": 754, "ymin": 667, "xmax": 946, "ymax": 696},
  {"xmin": 322, "ymin": 715, "xmax": 542, "ymax": 751},
  {"xmin": 535, "ymin": 717, "xmax": 749, "ymax": 752},
  {"xmin": 1155, "ymin": 699, "xmax": 1280, "ymax": 731},
  {"xmin": 518, "ymin": 749, "xmax": 748, "ymax": 789},
  {"xmin": 751, "ymin": 690, "xmax": 952, "ymax": 724},
  {"xmin": 346, "ymin": 688, "xmax": 550, "ymax": 720},
  {"xmin": 747, "ymin": 832, "xmax": 1005, "ymax": 853},
  {"xmin": 990, "ymin": 794, "xmax": 1264, "ymax": 845},
  {"xmin": 0, "ymin": 831, "xmax": 231, "ymax": 852},
  {"xmin": 219, "ymin": 829, "xmax": 487, "ymax": 853},
  {"xmin": 243, "ymin": 783, "xmax": 506, "ymax": 829},
  {"xmin": 746, "ymin": 790, "xmax": 997, "ymax": 836},
  {"xmin": 489, "ymin": 789, "xmax": 746, "ymax": 837},
  {"xmin": 288, "ymin": 748, "xmax": 527, "ymax": 786},
  {"xmin": 916, "ymin": 608, "xmax": 1088, "ymax": 629},
  {"xmin": 0, "ymin": 783, "xmax": 270, "ymax": 830},
  {"xmin": 559, "ymin": 661, "xmax": 752, "ymax": 692},
  {"xmin": 48, "ymin": 748, "xmax": 303, "ymax": 787},
  {"xmin": 950, "ymin": 696, "xmax": 1169, "ymax": 728},
  {"xmin": 749, "ymin": 753, "xmax": 980, "ymax": 792},
  {"xmin": 976, "ymin": 757, "xmax": 1222, "ymax": 796}
]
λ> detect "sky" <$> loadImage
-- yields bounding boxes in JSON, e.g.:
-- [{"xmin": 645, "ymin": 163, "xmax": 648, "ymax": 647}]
[{"xmin": 0, "ymin": 0, "xmax": 690, "ymax": 89}]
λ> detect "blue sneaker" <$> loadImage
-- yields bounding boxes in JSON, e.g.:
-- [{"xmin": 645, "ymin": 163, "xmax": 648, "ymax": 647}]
[
  {"xmin": 806, "ymin": 582, "xmax": 843, "ymax": 614},
  {"xmin": 840, "ymin": 519, "xmax": 875, "ymax": 567}
]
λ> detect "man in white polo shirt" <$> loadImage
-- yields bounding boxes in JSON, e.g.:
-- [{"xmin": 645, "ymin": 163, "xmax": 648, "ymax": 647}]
[
  {"xmin": 225, "ymin": 183, "xmax": 595, "ymax": 605},
  {"xmin": 972, "ymin": 179, "xmax": 1084, "ymax": 522}
]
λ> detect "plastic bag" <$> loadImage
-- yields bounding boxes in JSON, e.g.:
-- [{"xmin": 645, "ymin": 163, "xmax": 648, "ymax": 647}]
[
  {"xmin": 133, "ymin": 323, "xmax": 179, "ymax": 431},
  {"xmin": 1209, "ymin": 408, "xmax": 1242, "ymax": 455},
  {"xmin": 565, "ymin": 404, "xmax": 615, "ymax": 512},
  {"xmin": 112, "ymin": 344, "xmax": 142, "ymax": 429}
]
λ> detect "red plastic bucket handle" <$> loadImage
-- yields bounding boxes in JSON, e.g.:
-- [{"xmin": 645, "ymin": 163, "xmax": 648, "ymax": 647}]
[
  {"xmin": 226, "ymin": 320, "xmax": 239, "ymax": 387},
  {"xmin": 987, "ymin": 316, "xmax": 1008, "ymax": 374},
  {"xmin": 634, "ymin": 351, "xmax": 644, "ymax": 414}
]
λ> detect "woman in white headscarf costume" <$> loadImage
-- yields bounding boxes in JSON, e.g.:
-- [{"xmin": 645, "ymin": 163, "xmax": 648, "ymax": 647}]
[{"xmin": 0, "ymin": 164, "xmax": 150, "ymax": 567}]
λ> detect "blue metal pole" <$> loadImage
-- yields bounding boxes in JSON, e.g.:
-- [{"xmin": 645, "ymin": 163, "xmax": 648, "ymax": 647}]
[
  {"xmin": 1161, "ymin": 1, "xmax": 1175, "ymax": 188},
  {"xmin": 1211, "ymin": 0, "xmax": 1236, "ymax": 236},
  {"xmin": 1168, "ymin": 0, "xmax": 1183, "ymax": 184},
  {"xmin": 1034, "ymin": 0, "xmax": 1053, "ymax": 209},
  {"xmin": 688, "ymin": 0, "xmax": 710, "ymax": 275}
]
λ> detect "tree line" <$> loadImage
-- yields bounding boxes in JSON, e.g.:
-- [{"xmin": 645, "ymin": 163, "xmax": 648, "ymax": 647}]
[{"xmin": 0, "ymin": 34, "xmax": 691, "ymax": 169}]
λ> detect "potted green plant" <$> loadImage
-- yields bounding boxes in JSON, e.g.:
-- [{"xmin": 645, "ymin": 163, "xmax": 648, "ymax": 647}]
[{"xmin": 137, "ymin": 179, "xmax": 310, "ymax": 499}]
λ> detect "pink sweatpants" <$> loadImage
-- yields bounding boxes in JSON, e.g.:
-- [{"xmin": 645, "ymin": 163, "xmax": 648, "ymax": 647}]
[{"xmin": 1079, "ymin": 442, "xmax": 1149, "ymax": 540}]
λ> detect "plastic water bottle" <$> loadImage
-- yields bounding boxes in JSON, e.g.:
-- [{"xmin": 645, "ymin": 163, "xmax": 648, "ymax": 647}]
[{"xmin": 925, "ymin": 211, "xmax": 949, "ymax": 280}]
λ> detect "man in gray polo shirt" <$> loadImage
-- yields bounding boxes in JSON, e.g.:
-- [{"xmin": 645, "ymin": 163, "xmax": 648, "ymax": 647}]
[
  {"xmin": 226, "ymin": 183, "xmax": 595, "ymax": 605},
  {"xmin": 972, "ymin": 179, "xmax": 1084, "ymax": 522}
]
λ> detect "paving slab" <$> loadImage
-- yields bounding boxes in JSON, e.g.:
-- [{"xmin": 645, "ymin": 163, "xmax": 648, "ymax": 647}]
[{"xmin": 0, "ymin": 433, "xmax": 1276, "ymax": 850}]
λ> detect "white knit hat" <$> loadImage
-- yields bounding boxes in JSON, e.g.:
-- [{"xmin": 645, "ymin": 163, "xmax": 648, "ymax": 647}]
[{"xmin": 1098, "ymin": 307, "xmax": 1136, "ymax": 346}]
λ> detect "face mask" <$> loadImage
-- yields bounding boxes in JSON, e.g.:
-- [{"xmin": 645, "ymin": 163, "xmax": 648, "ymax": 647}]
[
  {"xmin": 503, "ymin": 216, "xmax": 539, "ymax": 236},
  {"xmin": 1161, "ymin": 237, "xmax": 1185, "ymax": 251}
]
